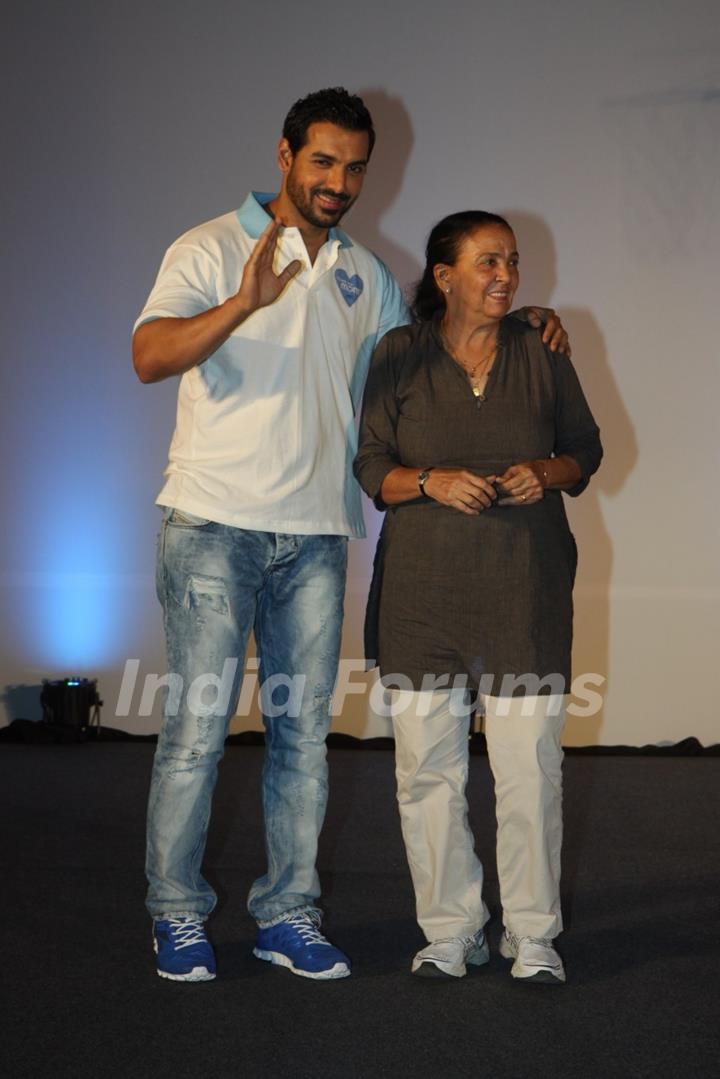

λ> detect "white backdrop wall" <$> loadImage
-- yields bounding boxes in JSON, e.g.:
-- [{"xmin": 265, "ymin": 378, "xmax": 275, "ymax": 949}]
[{"xmin": 2, "ymin": 0, "xmax": 718, "ymax": 745}]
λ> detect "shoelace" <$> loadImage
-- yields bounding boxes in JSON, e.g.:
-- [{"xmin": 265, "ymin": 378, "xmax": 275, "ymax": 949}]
[
  {"xmin": 433, "ymin": 935, "xmax": 476, "ymax": 946},
  {"xmin": 511, "ymin": 934, "xmax": 553, "ymax": 948},
  {"xmin": 283, "ymin": 913, "xmax": 330, "ymax": 947},
  {"xmin": 429, "ymin": 934, "xmax": 481, "ymax": 953},
  {"xmin": 166, "ymin": 917, "xmax": 207, "ymax": 950}
]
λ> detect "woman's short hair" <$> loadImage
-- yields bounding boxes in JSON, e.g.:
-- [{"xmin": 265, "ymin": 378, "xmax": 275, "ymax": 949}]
[
  {"xmin": 282, "ymin": 87, "xmax": 375, "ymax": 159},
  {"xmin": 412, "ymin": 211, "xmax": 513, "ymax": 322}
]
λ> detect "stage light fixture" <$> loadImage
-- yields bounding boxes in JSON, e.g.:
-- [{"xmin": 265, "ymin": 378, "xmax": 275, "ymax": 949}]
[{"xmin": 40, "ymin": 678, "xmax": 102, "ymax": 740}]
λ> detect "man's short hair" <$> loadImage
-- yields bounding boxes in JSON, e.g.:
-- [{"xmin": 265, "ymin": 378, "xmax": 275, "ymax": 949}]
[{"xmin": 282, "ymin": 87, "xmax": 375, "ymax": 159}]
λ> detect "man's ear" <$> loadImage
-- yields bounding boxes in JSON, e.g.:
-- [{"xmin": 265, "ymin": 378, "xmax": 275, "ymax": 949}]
[{"xmin": 277, "ymin": 138, "xmax": 293, "ymax": 174}]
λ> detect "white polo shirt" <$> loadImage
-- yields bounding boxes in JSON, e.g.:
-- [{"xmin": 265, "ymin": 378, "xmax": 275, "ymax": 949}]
[{"xmin": 135, "ymin": 192, "xmax": 410, "ymax": 538}]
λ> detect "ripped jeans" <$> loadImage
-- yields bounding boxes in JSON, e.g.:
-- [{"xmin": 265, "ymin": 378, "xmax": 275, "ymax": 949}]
[{"xmin": 146, "ymin": 508, "xmax": 347, "ymax": 923}]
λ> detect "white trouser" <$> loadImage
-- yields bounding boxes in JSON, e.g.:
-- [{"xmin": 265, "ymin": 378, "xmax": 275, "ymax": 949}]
[{"xmin": 391, "ymin": 689, "xmax": 565, "ymax": 942}]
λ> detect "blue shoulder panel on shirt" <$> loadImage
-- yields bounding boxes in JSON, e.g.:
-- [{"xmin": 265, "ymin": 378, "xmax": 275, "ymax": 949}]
[{"xmin": 236, "ymin": 192, "xmax": 276, "ymax": 237}]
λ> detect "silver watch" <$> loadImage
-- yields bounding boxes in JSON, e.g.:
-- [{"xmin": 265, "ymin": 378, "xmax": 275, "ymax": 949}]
[{"xmin": 417, "ymin": 468, "xmax": 434, "ymax": 496}]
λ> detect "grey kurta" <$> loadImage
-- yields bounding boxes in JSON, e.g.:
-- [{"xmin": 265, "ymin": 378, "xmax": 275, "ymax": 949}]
[{"xmin": 353, "ymin": 317, "xmax": 603, "ymax": 695}]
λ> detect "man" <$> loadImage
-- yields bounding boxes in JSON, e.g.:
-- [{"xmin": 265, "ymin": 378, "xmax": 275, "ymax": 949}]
[{"xmin": 133, "ymin": 87, "xmax": 568, "ymax": 983}]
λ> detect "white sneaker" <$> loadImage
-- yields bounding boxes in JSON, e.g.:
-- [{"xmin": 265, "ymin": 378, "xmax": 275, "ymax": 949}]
[
  {"xmin": 411, "ymin": 930, "xmax": 489, "ymax": 979},
  {"xmin": 500, "ymin": 930, "xmax": 566, "ymax": 984}
]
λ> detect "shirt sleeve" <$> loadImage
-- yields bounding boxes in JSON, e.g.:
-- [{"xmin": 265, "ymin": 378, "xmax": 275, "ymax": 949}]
[
  {"xmin": 551, "ymin": 350, "xmax": 603, "ymax": 496},
  {"xmin": 353, "ymin": 330, "xmax": 405, "ymax": 510},
  {"xmin": 373, "ymin": 258, "xmax": 411, "ymax": 344},
  {"xmin": 133, "ymin": 236, "xmax": 220, "ymax": 332}
]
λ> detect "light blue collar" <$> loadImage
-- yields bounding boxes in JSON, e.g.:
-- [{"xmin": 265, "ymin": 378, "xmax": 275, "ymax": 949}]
[{"xmin": 236, "ymin": 191, "xmax": 353, "ymax": 248}]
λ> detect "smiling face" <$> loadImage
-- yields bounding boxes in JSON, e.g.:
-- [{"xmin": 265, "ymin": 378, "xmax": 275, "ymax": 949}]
[
  {"xmin": 436, "ymin": 224, "xmax": 519, "ymax": 323},
  {"xmin": 279, "ymin": 121, "xmax": 369, "ymax": 231}
]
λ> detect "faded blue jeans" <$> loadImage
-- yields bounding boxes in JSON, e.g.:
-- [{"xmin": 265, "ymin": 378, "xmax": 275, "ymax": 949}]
[{"xmin": 146, "ymin": 508, "xmax": 347, "ymax": 924}]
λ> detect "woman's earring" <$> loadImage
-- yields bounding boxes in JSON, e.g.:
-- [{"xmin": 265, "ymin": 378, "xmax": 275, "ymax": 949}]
[{"xmin": 445, "ymin": 287, "xmax": 451, "ymax": 294}]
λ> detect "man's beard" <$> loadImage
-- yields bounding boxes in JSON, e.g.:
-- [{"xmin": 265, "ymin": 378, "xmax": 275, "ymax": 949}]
[{"xmin": 286, "ymin": 173, "xmax": 353, "ymax": 230}]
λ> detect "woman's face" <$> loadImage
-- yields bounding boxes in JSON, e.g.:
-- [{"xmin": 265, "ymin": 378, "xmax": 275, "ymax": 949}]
[{"xmin": 439, "ymin": 225, "xmax": 519, "ymax": 321}]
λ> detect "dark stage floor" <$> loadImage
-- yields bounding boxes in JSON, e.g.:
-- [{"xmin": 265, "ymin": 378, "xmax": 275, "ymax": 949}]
[{"xmin": 2, "ymin": 744, "xmax": 719, "ymax": 1078}]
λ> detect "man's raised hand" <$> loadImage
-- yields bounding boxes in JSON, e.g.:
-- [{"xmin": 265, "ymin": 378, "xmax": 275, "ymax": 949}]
[
  {"xmin": 132, "ymin": 218, "xmax": 302, "ymax": 384},
  {"xmin": 237, "ymin": 217, "xmax": 302, "ymax": 313}
]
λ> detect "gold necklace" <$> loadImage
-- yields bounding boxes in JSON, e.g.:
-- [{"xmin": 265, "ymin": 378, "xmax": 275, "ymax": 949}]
[
  {"xmin": 441, "ymin": 329, "xmax": 498, "ymax": 398},
  {"xmin": 466, "ymin": 347, "xmax": 497, "ymax": 396}
]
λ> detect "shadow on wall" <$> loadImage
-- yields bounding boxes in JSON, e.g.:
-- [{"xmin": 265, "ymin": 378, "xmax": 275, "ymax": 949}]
[
  {"xmin": 344, "ymin": 91, "xmax": 422, "ymax": 675},
  {"xmin": 2, "ymin": 684, "xmax": 43, "ymax": 722},
  {"xmin": 344, "ymin": 89, "xmax": 421, "ymax": 300},
  {"xmin": 504, "ymin": 211, "xmax": 638, "ymax": 745}
]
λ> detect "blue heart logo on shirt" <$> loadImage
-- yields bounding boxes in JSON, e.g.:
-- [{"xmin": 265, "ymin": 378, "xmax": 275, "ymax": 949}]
[{"xmin": 335, "ymin": 269, "xmax": 364, "ymax": 307}]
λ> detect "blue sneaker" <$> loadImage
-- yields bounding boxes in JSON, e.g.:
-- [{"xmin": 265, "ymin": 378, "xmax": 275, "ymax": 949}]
[
  {"xmin": 253, "ymin": 911, "xmax": 350, "ymax": 980},
  {"xmin": 153, "ymin": 917, "xmax": 216, "ymax": 981}
]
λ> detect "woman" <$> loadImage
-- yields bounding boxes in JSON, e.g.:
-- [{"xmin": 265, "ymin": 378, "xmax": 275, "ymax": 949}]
[{"xmin": 354, "ymin": 211, "xmax": 602, "ymax": 984}]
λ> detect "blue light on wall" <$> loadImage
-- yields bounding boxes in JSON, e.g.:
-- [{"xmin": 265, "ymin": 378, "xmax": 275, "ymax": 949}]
[
  {"xmin": 2, "ymin": 259, "xmax": 169, "ymax": 687},
  {"xmin": 39, "ymin": 572, "xmax": 121, "ymax": 669},
  {"xmin": 10, "ymin": 393, "xmax": 141, "ymax": 672}
]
